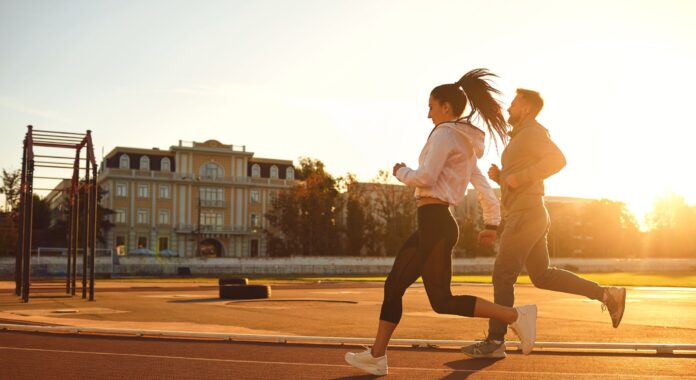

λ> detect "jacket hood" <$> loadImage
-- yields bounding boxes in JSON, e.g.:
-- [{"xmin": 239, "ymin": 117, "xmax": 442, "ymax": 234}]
[{"xmin": 438, "ymin": 119, "xmax": 486, "ymax": 159}]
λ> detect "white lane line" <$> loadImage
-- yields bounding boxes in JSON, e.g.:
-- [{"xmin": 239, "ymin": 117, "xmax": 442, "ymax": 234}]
[{"xmin": 0, "ymin": 346, "xmax": 693, "ymax": 378}]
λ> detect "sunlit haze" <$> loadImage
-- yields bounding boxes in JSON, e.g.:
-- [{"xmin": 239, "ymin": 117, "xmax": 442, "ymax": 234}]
[{"xmin": 1, "ymin": 0, "xmax": 694, "ymax": 227}]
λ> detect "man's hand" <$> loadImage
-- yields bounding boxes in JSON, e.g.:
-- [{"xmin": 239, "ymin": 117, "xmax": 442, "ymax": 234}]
[
  {"xmin": 505, "ymin": 173, "xmax": 521, "ymax": 189},
  {"xmin": 488, "ymin": 164, "xmax": 501, "ymax": 183},
  {"xmin": 393, "ymin": 162, "xmax": 406, "ymax": 177},
  {"xmin": 478, "ymin": 230, "xmax": 497, "ymax": 246}
]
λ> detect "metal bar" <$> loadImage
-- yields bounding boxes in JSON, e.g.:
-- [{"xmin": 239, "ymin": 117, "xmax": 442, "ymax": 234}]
[
  {"xmin": 71, "ymin": 185, "xmax": 79, "ymax": 295},
  {"xmin": 35, "ymin": 161, "xmax": 81, "ymax": 166},
  {"xmin": 32, "ymin": 142, "xmax": 79, "ymax": 149},
  {"xmin": 82, "ymin": 160, "xmax": 90, "ymax": 299},
  {"xmin": 34, "ymin": 165, "xmax": 78, "ymax": 169},
  {"xmin": 15, "ymin": 136, "xmax": 28, "ymax": 296},
  {"xmin": 89, "ymin": 167, "xmax": 97, "ymax": 301},
  {"xmin": 34, "ymin": 176, "xmax": 70, "ymax": 180},
  {"xmin": 33, "ymin": 129, "xmax": 86, "ymax": 136},
  {"xmin": 31, "ymin": 134, "xmax": 84, "ymax": 142},
  {"xmin": 34, "ymin": 155, "xmax": 89, "ymax": 160},
  {"xmin": 66, "ymin": 193, "xmax": 73, "ymax": 294},
  {"xmin": 0, "ymin": 324, "xmax": 695, "ymax": 354},
  {"xmin": 31, "ymin": 132, "xmax": 84, "ymax": 138},
  {"xmin": 21, "ymin": 158, "xmax": 35, "ymax": 303}
]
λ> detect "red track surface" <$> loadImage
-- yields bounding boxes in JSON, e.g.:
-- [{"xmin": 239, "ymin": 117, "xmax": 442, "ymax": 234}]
[{"xmin": 2, "ymin": 330, "xmax": 695, "ymax": 379}]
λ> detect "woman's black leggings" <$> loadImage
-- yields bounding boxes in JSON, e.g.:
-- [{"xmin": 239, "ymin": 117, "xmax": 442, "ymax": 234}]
[{"xmin": 379, "ymin": 204, "xmax": 477, "ymax": 324}]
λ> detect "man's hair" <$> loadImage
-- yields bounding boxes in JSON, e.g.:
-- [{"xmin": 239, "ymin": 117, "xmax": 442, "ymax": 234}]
[{"xmin": 516, "ymin": 88, "xmax": 544, "ymax": 118}]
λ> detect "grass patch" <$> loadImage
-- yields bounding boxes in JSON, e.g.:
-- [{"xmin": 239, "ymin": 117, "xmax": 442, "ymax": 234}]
[{"xmin": 260, "ymin": 272, "xmax": 696, "ymax": 288}]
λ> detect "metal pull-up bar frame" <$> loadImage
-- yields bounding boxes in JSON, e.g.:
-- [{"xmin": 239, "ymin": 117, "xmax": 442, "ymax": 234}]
[{"xmin": 15, "ymin": 125, "xmax": 99, "ymax": 302}]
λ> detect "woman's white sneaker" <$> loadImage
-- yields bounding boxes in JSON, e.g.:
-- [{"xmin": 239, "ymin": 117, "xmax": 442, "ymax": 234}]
[
  {"xmin": 345, "ymin": 348, "xmax": 388, "ymax": 376},
  {"xmin": 509, "ymin": 304, "xmax": 537, "ymax": 355}
]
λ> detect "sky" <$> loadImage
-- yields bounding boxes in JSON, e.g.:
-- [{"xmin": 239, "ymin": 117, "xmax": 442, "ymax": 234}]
[{"xmin": 1, "ymin": 0, "xmax": 695, "ymax": 226}]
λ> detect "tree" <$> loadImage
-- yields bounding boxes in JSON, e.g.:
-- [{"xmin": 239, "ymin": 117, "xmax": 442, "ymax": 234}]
[
  {"xmin": 342, "ymin": 173, "xmax": 380, "ymax": 256},
  {"xmin": 371, "ymin": 170, "xmax": 416, "ymax": 256},
  {"xmin": 265, "ymin": 157, "xmax": 341, "ymax": 256},
  {"xmin": 643, "ymin": 194, "xmax": 696, "ymax": 257},
  {"xmin": 1, "ymin": 169, "xmax": 21, "ymax": 213}
]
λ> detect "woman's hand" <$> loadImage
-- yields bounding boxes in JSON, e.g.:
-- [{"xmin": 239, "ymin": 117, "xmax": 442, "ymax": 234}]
[{"xmin": 393, "ymin": 162, "xmax": 406, "ymax": 176}]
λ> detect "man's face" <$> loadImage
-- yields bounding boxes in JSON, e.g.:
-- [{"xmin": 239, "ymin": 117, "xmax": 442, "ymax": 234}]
[{"xmin": 507, "ymin": 95, "xmax": 527, "ymax": 125}]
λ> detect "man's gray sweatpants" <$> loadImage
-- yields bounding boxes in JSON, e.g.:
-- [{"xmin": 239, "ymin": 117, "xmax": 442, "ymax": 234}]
[{"xmin": 488, "ymin": 205, "xmax": 605, "ymax": 341}]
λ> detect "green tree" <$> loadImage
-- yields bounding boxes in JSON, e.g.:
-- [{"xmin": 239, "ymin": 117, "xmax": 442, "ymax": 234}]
[
  {"xmin": 371, "ymin": 170, "xmax": 416, "ymax": 257},
  {"xmin": 265, "ymin": 157, "xmax": 341, "ymax": 256},
  {"xmin": 1, "ymin": 169, "xmax": 21, "ymax": 213},
  {"xmin": 342, "ymin": 174, "xmax": 379, "ymax": 256}
]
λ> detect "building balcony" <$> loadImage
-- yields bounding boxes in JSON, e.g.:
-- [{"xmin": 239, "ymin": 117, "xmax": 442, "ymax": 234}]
[
  {"xmin": 174, "ymin": 224, "xmax": 253, "ymax": 235},
  {"xmin": 199, "ymin": 200, "xmax": 226, "ymax": 208},
  {"xmin": 100, "ymin": 168, "xmax": 295, "ymax": 187}
]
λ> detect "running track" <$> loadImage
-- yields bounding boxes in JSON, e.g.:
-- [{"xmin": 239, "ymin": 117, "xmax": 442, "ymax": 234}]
[{"xmin": 1, "ymin": 331, "xmax": 695, "ymax": 379}]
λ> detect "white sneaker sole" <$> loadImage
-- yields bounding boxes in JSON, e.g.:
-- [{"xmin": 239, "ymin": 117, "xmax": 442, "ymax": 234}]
[{"xmin": 344, "ymin": 353, "xmax": 387, "ymax": 376}]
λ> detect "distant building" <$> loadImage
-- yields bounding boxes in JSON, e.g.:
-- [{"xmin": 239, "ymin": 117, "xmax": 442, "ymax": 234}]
[{"xmin": 97, "ymin": 139, "xmax": 296, "ymax": 258}]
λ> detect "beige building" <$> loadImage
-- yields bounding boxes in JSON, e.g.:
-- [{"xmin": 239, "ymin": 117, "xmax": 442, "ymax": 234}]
[{"xmin": 98, "ymin": 139, "xmax": 295, "ymax": 258}]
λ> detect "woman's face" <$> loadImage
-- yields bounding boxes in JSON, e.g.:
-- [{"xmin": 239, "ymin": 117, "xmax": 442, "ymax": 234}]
[{"xmin": 428, "ymin": 95, "xmax": 454, "ymax": 126}]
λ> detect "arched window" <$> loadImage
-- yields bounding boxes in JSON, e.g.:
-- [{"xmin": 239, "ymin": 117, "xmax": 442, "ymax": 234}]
[
  {"xmin": 270, "ymin": 165, "xmax": 279, "ymax": 179},
  {"xmin": 200, "ymin": 161, "xmax": 224, "ymax": 179},
  {"xmin": 139, "ymin": 156, "xmax": 150, "ymax": 171},
  {"xmin": 286, "ymin": 167, "xmax": 295, "ymax": 180},
  {"xmin": 119, "ymin": 154, "xmax": 130, "ymax": 169},
  {"xmin": 251, "ymin": 164, "xmax": 261, "ymax": 178},
  {"xmin": 161, "ymin": 157, "xmax": 171, "ymax": 172}
]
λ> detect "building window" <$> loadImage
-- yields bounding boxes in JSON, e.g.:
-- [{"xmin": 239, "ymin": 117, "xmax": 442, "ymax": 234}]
[
  {"xmin": 200, "ymin": 162, "xmax": 223, "ymax": 179},
  {"xmin": 137, "ymin": 236, "xmax": 148, "ymax": 249},
  {"xmin": 119, "ymin": 154, "xmax": 130, "ymax": 169},
  {"xmin": 250, "ymin": 213, "xmax": 260, "ymax": 227},
  {"xmin": 137, "ymin": 209, "xmax": 149, "ymax": 224},
  {"xmin": 200, "ymin": 187, "xmax": 224, "ymax": 207},
  {"xmin": 161, "ymin": 157, "xmax": 171, "ymax": 172},
  {"xmin": 251, "ymin": 164, "xmax": 261, "ymax": 178},
  {"xmin": 159, "ymin": 237, "xmax": 169, "ymax": 251},
  {"xmin": 270, "ymin": 165, "xmax": 279, "ymax": 179},
  {"xmin": 139, "ymin": 156, "xmax": 150, "ymax": 170},
  {"xmin": 158, "ymin": 209, "xmax": 170, "ymax": 225},
  {"xmin": 269, "ymin": 190, "xmax": 277, "ymax": 204},
  {"xmin": 116, "ymin": 183, "xmax": 127, "ymax": 197},
  {"xmin": 201, "ymin": 212, "xmax": 224, "ymax": 227},
  {"xmin": 115, "ymin": 209, "xmax": 126, "ymax": 224},
  {"xmin": 115, "ymin": 236, "xmax": 126, "ymax": 256},
  {"xmin": 159, "ymin": 184, "xmax": 170, "ymax": 199},
  {"xmin": 251, "ymin": 190, "xmax": 260, "ymax": 203},
  {"xmin": 138, "ymin": 184, "xmax": 149, "ymax": 198},
  {"xmin": 286, "ymin": 167, "xmax": 294, "ymax": 180}
]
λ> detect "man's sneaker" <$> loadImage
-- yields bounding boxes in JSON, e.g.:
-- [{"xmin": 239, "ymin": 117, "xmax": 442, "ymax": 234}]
[
  {"xmin": 509, "ymin": 304, "xmax": 537, "ymax": 355},
  {"xmin": 461, "ymin": 339, "xmax": 507, "ymax": 358},
  {"xmin": 345, "ymin": 348, "xmax": 388, "ymax": 376},
  {"xmin": 602, "ymin": 287, "xmax": 626, "ymax": 328}
]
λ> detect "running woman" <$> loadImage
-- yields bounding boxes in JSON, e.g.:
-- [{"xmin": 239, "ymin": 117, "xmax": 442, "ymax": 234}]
[{"xmin": 345, "ymin": 69, "xmax": 537, "ymax": 376}]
